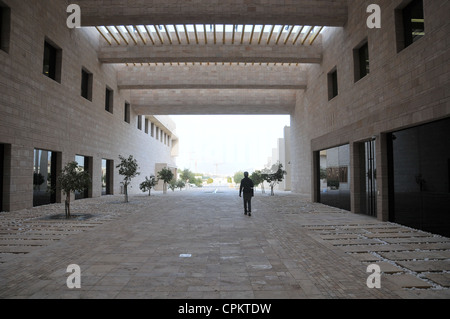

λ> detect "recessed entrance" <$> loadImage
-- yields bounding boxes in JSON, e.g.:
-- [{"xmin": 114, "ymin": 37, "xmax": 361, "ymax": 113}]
[
  {"xmin": 361, "ymin": 139, "xmax": 377, "ymax": 217},
  {"xmin": 33, "ymin": 149, "xmax": 60, "ymax": 207},
  {"xmin": 388, "ymin": 117, "xmax": 450, "ymax": 237},
  {"xmin": 75, "ymin": 155, "xmax": 93, "ymax": 200},
  {"xmin": 102, "ymin": 159, "xmax": 114, "ymax": 196}
]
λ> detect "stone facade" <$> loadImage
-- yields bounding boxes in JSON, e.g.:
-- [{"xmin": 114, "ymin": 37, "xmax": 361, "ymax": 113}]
[
  {"xmin": 0, "ymin": 0, "xmax": 177, "ymax": 211},
  {"xmin": 291, "ymin": 0, "xmax": 449, "ymax": 221}
]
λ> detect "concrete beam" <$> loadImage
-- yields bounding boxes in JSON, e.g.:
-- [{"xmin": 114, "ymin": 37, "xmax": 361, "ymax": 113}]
[
  {"xmin": 99, "ymin": 43, "xmax": 322, "ymax": 64},
  {"xmin": 117, "ymin": 64, "xmax": 308, "ymax": 90},
  {"xmin": 130, "ymin": 89, "xmax": 297, "ymax": 115},
  {"xmin": 75, "ymin": 0, "xmax": 348, "ymax": 27}
]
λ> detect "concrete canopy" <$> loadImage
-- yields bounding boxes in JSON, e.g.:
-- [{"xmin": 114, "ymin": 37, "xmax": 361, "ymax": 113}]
[
  {"xmin": 75, "ymin": 0, "xmax": 348, "ymax": 27},
  {"xmin": 75, "ymin": 1, "xmax": 348, "ymax": 115}
]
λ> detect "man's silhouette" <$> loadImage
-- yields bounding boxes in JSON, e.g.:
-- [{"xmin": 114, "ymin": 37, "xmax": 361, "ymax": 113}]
[{"xmin": 239, "ymin": 172, "xmax": 254, "ymax": 216}]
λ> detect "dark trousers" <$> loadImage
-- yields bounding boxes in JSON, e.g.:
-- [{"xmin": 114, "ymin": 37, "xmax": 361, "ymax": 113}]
[{"xmin": 243, "ymin": 193, "xmax": 252, "ymax": 212}]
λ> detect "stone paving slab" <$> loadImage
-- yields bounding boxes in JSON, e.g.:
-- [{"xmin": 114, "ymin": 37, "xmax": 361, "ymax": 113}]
[
  {"xmin": 382, "ymin": 237, "xmax": 450, "ymax": 244},
  {"xmin": 0, "ymin": 189, "xmax": 449, "ymax": 299},
  {"xmin": 396, "ymin": 260, "xmax": 450, "ymax": 272},
  {"xmin": 384, "ymin": 274, "xmax": 433, "ymax": 289},
  {"xmin": 379, "ymin": 251, "xmax": 450, "ymax": 261},
  {"xmin": 422, "ymin": 273, "xmax": 450, "ymax": 288},
  {"xmin": 347, "ymin": 252, "xmax": 381, "ymax": 263}
]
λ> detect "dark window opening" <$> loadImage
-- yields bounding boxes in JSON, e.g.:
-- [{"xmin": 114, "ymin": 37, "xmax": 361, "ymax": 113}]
[
  {"xmin": 0, "ymin": 2, "xmax": 11, "ymax": 53},
  {"xmin": 354, "ymin": 41, "xmax": 370, "ymax": 82},
  {"xmin": 43, "ymin": 40, "xmax": 62, "ymax": 82},
  {"xmin": 328, "ymin": 68, "xmax": 338, "ymax": 100},
  {"xmin": 105, "ymin": 87, "xmax": 113, "ymax": 113},
  {"xmin": 137, "ymin": 115, "xmax": 142, "ymax": 130},
  {"xmin": 151, "ymin": 123, "xmax": 155, "ymax": 137},
  {"xmin": 396, "ymin": 0, "xmax": 425, "ymax": 52},
  {"xmin": 81, "ymin": 68, "xmax": 93, "ymax": 101},
  {"xmin": 404, "ymin": 0, "xmax": 425, "ymax": 46},
  {"xmin": 124, "ymin": 102, "xmax": 131, "ymax": 123},
  {"xmin": 145, "ymin": 118, "xmax": 149, "ymax": 134}
]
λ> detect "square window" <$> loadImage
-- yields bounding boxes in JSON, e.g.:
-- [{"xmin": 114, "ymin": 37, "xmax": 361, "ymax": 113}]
[
  {"xmin": 105, "ymin": 87, "xmax": 113, "ymax": 113},
  {"xmin": 396, "ymin": 0, "xmax": 425, "ymax": 52},
  {"xmin": 0, "ymin": 2, "xmax": 11, "ymax": 53},
  {"xmin": 327, "ymin": 68, "xmax": 338, "ymax": 100},
  {"xmin": 81, "ymin": 68, "xmax": 93, "ymax": 101},
  {"xmin": 354, "ymin": 41, "xmax": 370, "ymax": 82},
  {"xmin": 43, "ymin": 40, "xmax": 62, "ymax": 82},
  {"xmin": 124, "ymin": 102, "xmax": 131, "ymax": 123}
]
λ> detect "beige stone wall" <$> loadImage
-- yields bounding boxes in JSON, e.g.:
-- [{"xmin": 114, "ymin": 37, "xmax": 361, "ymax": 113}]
[
  {"xmin": 291, "ymin": 0, "xmax": 450, "ymax": 219},
  {"xmin": 0, "ymin": 0, "xmax": 176, "ymax": 211}
]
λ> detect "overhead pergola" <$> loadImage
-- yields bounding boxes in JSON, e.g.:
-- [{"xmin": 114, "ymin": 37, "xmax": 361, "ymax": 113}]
[
  {"xmin": 96, "ymin": 24, "xmax": 323, "ymax": 47},
  {"xmin": 74, "ymin": 0, "xmax": 348, "ymax": 115}
]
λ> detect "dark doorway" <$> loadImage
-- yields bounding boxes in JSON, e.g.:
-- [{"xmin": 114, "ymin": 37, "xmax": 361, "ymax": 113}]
[
  {"xmin": 361, "ymin": 139, "xmax": 377, "ymax": 217},
  {"xmin": 33, "ymin": 149, "xmax": 58, "ymax": 207},
  {"xmin": 389, "ymin": 118, "xmax": 450, "ymax": 237},
  {"xmin": 75, "ymin": 155, "xmax": 92, "ymax": 200},
  {"xmin": 102, "ymin": 159, "xmax": 113, "ymax": 196}
]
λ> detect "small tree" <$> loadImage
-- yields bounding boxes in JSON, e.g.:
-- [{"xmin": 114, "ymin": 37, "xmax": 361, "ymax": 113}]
[
  {"xmin": 157, "ymin": 167, "xmax": 174, "ymax": 194},
  {"xmin": 263, "ymin": 162, "xmax": 287, "ymax": 196},
  {"xmin": 169, "ymin": 179, "xmax": 177, "ymax": 192},
  {"xmin": 233, "ymin": 171, "xmax": 245, "ymax": 184},
  {"xmin": 116, "ymin": 155, "xmax": 140, "ymax": 203},
  {"xmin": 139, "ymin": 175, "xmax": 157, "ymax": 196},
  {"xmin": 176, "ymin": 179, "xmax": 186, "ymax": 191},
  {"xmin": 58, "ymin": 161, "xmax": 91, "ymax": 219},
  {"xmin": 250, "ymin": 170, "xmax": 264, "ymax": 194}
]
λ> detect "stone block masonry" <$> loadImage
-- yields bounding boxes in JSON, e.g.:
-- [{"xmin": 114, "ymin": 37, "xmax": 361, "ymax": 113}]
[
  {"xmin": 290, "ymin": 0, "xmax": 450, "ymax": 221},
  {"xmin": 0, "ymin": 0, "xmax": 176, "ymax": 211}
]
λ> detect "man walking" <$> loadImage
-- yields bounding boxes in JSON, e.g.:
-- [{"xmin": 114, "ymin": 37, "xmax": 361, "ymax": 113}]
[{"xmin": 239, "ymin": 172, "xmax": 254, "ymax": 216}]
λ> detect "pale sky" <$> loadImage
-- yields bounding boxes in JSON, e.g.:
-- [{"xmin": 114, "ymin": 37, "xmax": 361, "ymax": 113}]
[{"xmin": 171, "ymin": 115, "xmax": 291, "ymax": 176}]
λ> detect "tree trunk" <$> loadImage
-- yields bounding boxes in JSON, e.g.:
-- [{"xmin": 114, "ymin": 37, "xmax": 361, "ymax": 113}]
[
  {"xmin": 148, "ymin": 189, "xmax": 151, "ymax": 196},
  {"xmin": 124, "ymin": 184, "xmax": 128, "ymax": 202},
  {"xmin": 65, "ymin": 194, "xmax": 71, "ymax": 219},
  {"xmin": 163, "ymin": 182, "xmax": 167, "ymax": 194}
]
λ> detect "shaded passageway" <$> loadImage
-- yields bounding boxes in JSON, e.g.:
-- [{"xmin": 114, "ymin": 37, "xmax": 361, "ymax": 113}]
[{"xmin": 0, "ymin": 188, "xmax": 449, "ymax": 299}]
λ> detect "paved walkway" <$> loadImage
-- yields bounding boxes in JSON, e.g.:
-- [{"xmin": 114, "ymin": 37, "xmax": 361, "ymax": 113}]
[{"xmin": 1, "ymin": 187, "xmax": 449, "ymax": 299}]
